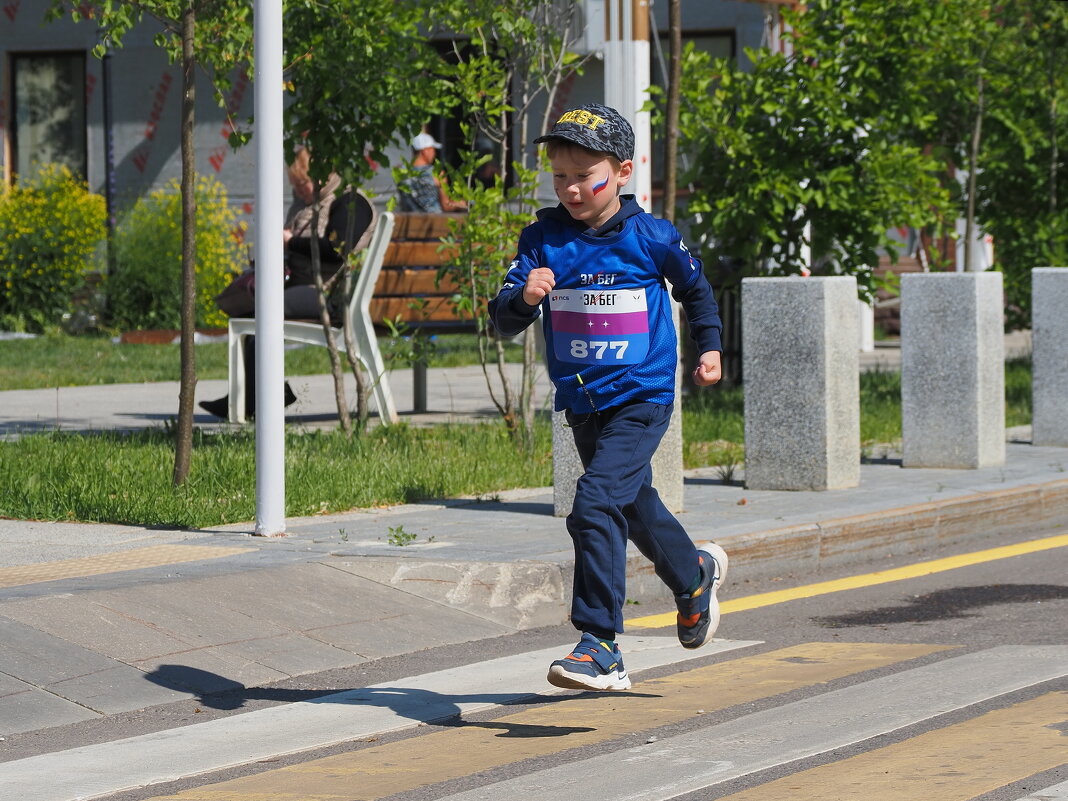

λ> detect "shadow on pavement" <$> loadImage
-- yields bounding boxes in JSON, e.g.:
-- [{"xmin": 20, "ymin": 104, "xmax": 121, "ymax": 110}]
[
  {"xmin": 814, "ymin": 583, "xmax": 1068, "ymax": 627},
  {"xmin": 142, "ymin": 664, "xmax": 658, "ymax": 738}
]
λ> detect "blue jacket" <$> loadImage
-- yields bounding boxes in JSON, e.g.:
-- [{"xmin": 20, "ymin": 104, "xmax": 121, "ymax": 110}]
[{"xmin": 488, "ymin": 196, "xmax": 722, "ymax": 412}]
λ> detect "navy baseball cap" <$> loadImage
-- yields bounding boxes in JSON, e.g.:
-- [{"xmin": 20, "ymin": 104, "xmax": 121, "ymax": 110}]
[{"xmin": 534, "ymin": 103, "xmax": 635, "ymax": 163}]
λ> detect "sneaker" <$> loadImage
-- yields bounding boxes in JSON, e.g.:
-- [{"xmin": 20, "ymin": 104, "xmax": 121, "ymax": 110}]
[
  {"xmin": 546, "ymin": 632, "xmax": 632, "ymax": 691},
  {"xmin": 675, "ymin": 543, "xmax": 728, "ymax": 650}
]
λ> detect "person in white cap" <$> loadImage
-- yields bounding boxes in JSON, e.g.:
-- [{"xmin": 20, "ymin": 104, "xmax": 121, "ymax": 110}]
[{"xmin": 398, "ymin": 131, "xmax": 467, "ymax": 213}]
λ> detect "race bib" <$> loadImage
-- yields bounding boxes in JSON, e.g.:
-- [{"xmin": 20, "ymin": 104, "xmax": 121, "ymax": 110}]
[{"xmin": 548, "ymin": 288, "xmax": 649, "ymax": 365}]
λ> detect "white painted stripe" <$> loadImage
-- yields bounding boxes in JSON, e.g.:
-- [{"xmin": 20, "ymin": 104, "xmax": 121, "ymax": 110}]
[
  {"xmin": 433, "ymin": 645, "xmax": 1068, "ymax": 801},
  {"xmin": 1014, "ymin": 780, "xmax": 1068, "ymax": 801},
  {"xmin": 0, "ymin": 636, "xmax": 759, "ymax": 801}
]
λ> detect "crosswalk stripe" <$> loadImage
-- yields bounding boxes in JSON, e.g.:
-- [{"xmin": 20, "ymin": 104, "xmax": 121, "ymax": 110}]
[
  {"xmin": 139, "ymin": 642, "xmax": 945, "ymax": 801},
  {"xmin": 0, "ymin": 636, "xmax": 759, "ymax": 801},
  {"xmin": 1013, "ymin": 779, "xmax": 1068, "ymax": 801},
  {"xmin": 429, "ymin": 645, "xmax": 1068, "ymax": 801},
  {"xmin": 714, "ymin": 692, "xmax": 1068, "ymax": 801},
  {"xmin": 628, "ymin": 532, "xmax": 1068, "ymax": 629}
]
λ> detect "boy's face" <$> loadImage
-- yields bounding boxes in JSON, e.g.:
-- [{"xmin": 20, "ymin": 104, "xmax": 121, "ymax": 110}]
[{"xmin": 550, "ymin": 145, "xmax": 633, "ymax": 230}]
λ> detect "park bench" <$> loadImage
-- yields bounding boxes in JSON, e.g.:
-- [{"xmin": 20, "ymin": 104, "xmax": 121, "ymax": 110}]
[
  {"xmin": 226, "ymin": 209, "xmax": 479, "ymax": 424},
  {"xmin": 369, "ymin": 212, "xmax": 478, "ymax": 412},
  {"xmin": 226, "ymin": 205, "xmax": 399, "ymax": 425}
]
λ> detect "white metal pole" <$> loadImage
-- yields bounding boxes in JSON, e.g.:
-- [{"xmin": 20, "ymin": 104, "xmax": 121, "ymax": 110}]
[
  {"xmin": 604, "ymin": 0, "xmax": 652, "ymax": 211},
  {"xmin": 253, "ymin": 0, "xmax": 286, "ymax": 536}
]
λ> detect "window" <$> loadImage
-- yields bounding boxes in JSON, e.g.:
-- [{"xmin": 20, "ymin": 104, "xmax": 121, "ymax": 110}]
[{"xmin": 11, "ymin": 51, "xmax": 88, "ymax": 180}]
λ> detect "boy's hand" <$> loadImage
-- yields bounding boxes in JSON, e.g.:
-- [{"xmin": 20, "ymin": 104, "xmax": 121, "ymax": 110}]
[
  {"xmin": 522, "ymin": 267, "xmax": 556, "ymax": 307},
  {"xmin": 692, "ymin": 350, "xmax": 722, "ymax": 387}
]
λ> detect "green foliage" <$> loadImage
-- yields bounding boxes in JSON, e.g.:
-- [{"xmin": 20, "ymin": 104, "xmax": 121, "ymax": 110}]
[
  {"xmin": 441, "ymin": 162, "xmax": 542, "ymax": 336},
  {"xmin": 670, "ymin": 3, "xmax": 955, "ymax": 297},
  {"xmin": 386, "ymin": 525, "xmax": 417, "ymax": 546},
  {"xmin": 976, "ymin": 3, "xmax": 1068, "ymax": 328},
  {"xmin": 282, "ymin": 0, "xmax": 450, "ymax": 189},
  {"xmin": 0, "ymin": 164, "xmax": 107, "ymax": 332},
  {"xmin": 665, "ymin": 0, "xmax": 1068, "ymax": 320},
  {"xmin": 108, "ymin": 175, "xmax": 244, "ymax": 330},
  {"xmin": 431, "ymin": 0, "xmax": 588, "ymax": 443}
]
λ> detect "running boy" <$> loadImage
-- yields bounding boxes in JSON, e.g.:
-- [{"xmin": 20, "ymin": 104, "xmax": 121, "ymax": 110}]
[{"xmin": 488, "ymin": 103, "xmax": 729, "ymax": 692}]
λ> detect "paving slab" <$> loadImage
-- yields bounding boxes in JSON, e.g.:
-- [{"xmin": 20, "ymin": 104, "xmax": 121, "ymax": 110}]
[{"xmin": 0, "ymin": 673, "xmax": 99, "ymax": 735}]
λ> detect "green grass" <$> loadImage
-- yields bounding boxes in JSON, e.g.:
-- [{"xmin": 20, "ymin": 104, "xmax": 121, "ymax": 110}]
[
  {"xmin": 0, "ymin": 333, "xmax": 1035, "ymax": 527},
  {"xmin": 0, "ymin": 332, "xmax": 522, "ymax": 390},
  {"xmin": 681, "ymin": 383, "xmax": 745, "ymax": 470},
  {"xmin": 0, "ymin": 423, "xmax": 553, "ymax": 528}
]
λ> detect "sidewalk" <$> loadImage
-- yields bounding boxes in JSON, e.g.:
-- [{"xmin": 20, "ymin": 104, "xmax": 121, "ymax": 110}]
[{"xmin": 1, "ymin": 343, "xmax": 1066, "ymax": 741}]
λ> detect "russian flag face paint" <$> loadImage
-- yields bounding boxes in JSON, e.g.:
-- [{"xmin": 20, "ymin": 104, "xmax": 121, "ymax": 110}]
[{"xmin": 592, "ymin": 172, "xmax": 611, "ymax": 195}]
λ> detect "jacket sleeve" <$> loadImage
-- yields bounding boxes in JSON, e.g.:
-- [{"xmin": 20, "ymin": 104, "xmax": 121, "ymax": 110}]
[
  {"xmin": 657, "ymin": 221, "xmax": 723, "ymax": 354},
  {"xmin": 488, "ymin": 225, "xmax": 543, "ymax": 337},
  {"xmin": 673, "ymin": 273, "xmax": 723, "ymax": 354}
]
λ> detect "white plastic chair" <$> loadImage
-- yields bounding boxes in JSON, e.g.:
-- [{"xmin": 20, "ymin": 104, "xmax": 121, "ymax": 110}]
[{"xmin": 226, "ymin": 211, "xmax": 398, "ymax": 424}]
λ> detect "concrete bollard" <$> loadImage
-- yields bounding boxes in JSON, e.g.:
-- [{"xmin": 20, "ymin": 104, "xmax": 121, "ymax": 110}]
[
  {"xmin": 901, "ymin": 271, "xmax": 1004, "ymax": 468},
  {"xmin": 1032, "ymin": 268, "xmax": 1068, "ymax": 447},
  {"xmin": 741, "ymin": 276, "xmax": 860, "ymax": 491}
]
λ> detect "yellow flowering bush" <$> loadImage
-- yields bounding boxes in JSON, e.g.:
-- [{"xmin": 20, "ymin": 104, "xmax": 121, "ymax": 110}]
[
  {"xmin": 109, "ymin": 175, "xmax": 245, "ymax": 330},
  {"xmin": 0, "ymin": 164, "xmax": 107, "ymax": 332}
]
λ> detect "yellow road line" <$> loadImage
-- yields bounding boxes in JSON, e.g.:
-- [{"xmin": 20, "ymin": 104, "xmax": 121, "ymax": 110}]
[
  {"xmin": 0, "ymin": 544, "xmax": 256, "ymax": 588},
  {"xmin": 716, "ymin": 691, "xmax": 1068, "ymax": 801},
  {"xmin": 627, "ymin": 531, "xmax": 1068, "ymax": 629},
  {"xmin": 144, "ymin": 642, "xmax": 947, "ymax": 801}
]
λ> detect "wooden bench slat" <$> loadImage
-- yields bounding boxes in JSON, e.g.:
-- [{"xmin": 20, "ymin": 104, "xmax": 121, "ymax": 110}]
[
  {"xmin": 370, "ymin": 296, "xmax": 472, "ymax": 324},
  {"xmin": 370, "ymin": 213, "xmax": 474, "ymax": 333},
  {"xmin": 374, "ymin": 268, "xmax": 463, "ymax": 295},
  {"xmin": 391, "ymin": 212, "xmax": 462, "ymax": 240},
  {"xmin": 382, "ymin": 241, "xmax": 457, "ymax": 267}
]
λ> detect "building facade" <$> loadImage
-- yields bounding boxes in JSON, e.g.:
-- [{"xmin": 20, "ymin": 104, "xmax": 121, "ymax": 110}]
[{"xmin": 0, "ymin": 0, "xmax": 774, "ymax": 245}]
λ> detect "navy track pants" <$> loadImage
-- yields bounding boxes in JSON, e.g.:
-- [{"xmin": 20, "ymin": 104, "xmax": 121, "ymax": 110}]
[{"xmin": 564, "ymin": 401, "xmax": 700, "ymax": 639}]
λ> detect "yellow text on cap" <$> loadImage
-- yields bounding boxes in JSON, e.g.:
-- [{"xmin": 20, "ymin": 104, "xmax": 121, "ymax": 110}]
[{"xmin": 557, "ymin": 110, "xmax": 607, "ymax": 130}]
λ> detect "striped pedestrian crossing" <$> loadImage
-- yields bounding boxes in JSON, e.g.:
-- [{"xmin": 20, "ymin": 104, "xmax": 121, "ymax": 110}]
[
  {"xmin": 0, "ymin": 635, "xmax": 757, "ymax": 801},
  {"xmin": 138, "ymin": 641, "xmax": 945, "ymax": 801},
  {"xmin": 2, "ymin": 640, "xmax": 1065, "ymax": 801},
  {"xmin": 711, "ymin": 692, "xmax": 1068, "ymax": 801},
  {"xmin": 429, "ymin": 645, "xmax": 1068, "ymax": 801}
]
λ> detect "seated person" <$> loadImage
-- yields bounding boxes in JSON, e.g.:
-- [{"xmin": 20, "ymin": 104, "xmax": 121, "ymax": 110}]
[
  {"xmin": 199, "ymin": 148, "xmax": 376, "ymax": 420},
  {"xmin": 397, "ymin": 132, "xmax": 467, "ymax": 213}
]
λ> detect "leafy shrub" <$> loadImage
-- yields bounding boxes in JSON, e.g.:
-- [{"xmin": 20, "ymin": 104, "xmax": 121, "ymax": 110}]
[
  {"xmin": 109, "ymin": 175, "xmax": 245, "ymax": 330},
  {"xmin": 0, "ymin": 164, "xmax": 107, "ymax": 332}
]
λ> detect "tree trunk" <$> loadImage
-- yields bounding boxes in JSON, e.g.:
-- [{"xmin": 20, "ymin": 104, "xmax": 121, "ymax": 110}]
[
  {"xmin": 309, "ymin": 195, "xmax": 352, "ymax": 436},
  {"xmin": 664, "ymin": 0, "xmax": 681, "ymax": 224},
  {"xmin": 964, "ymin": 70, "xmax": 984, "ymax": 272},
  {"xmin": 172, "ymin": 0, "xmax": 196, "ymax": 486}
]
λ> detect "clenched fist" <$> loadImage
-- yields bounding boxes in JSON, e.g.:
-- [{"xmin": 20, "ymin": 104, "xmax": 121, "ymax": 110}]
[
  {"xmin": 523, "ymin": 267, "xmax": 556, "ymax": 307},
  {"xmin": 692, "ymin": 350, "xmax": 722, "ymax": 387}
]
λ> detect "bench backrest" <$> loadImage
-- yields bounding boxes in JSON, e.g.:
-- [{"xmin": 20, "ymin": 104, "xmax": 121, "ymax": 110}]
[
  {"xmin": 346, "ymin": 210, "xmax": 395, "ymax": 323},
  {"xmin": 369, "ymin": 212, "xmax": 472, "ymax": 332}
]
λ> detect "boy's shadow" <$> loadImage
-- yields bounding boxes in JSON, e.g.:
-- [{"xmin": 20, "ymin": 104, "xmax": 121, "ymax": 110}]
[{"xmin": 144, "ymin": 664, "xmax": 656, "ymax": 739}]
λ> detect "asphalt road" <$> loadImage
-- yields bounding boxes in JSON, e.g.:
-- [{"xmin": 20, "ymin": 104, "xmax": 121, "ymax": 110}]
[{"xmin": 13, "ymin": 522, "xmax": 1062, "ymax": 801}]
